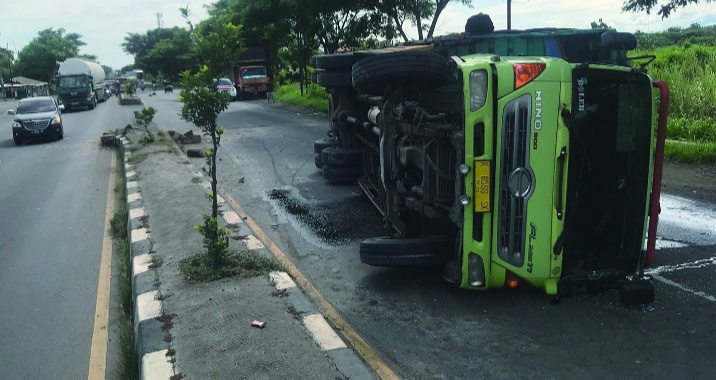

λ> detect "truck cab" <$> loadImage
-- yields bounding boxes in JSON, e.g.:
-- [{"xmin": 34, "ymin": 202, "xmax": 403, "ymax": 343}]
[{"xmin": 311, "ymin": 15, "xmax": 667, "ymax": 304}]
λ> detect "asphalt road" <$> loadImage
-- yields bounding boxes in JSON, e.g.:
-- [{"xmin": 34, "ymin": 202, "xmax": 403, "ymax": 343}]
[
  {"xmin": 142, "ymin": 93, "xmax": 716, "ymax": 379},
  {"xmin": 0, "ymin": 97, "xmax": 127, "ymax": 378}
]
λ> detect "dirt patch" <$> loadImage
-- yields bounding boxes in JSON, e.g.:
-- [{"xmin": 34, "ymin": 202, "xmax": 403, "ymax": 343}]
[{"xmin": 661, "ymin": 158, "xmax": 716, "ymax": 203}]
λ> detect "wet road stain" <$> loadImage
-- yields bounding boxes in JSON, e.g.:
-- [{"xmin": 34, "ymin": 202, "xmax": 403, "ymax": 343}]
[{"xmin": 268, "ymin": 188, "xmax": 383, "ymax": 245}]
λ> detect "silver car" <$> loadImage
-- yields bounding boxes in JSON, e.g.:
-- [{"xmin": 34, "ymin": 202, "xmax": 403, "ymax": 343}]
[{"xmin": 7, "ymin": 97, "xmax": 65, "ymax": 145}]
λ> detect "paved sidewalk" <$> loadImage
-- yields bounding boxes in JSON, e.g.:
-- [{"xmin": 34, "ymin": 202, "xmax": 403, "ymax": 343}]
[{"xmin": 117, "ymin": 129, "xmax": 377, "ymax": 379}]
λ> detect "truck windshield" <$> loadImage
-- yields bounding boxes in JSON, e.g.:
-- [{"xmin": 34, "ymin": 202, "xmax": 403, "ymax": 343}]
[
  {"xmin": 17, "ymin": 99, "xmax": 56, "ymax": 114},
  {"xmin": 241, "ymin": 68, "xmax": 266, "ymax": 78},
  {"xmin": 562, "ymin": 68, "xmax": 653, "ymax": 276},
  {"xmin": 58, "ymin": 76, "xmax": 86, "ymax": 88}
]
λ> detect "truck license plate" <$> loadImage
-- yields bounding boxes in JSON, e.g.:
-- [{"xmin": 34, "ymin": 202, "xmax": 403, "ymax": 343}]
[{"xmin": 474, "ymin": 160, "xmax": 491, "ymax": 212}]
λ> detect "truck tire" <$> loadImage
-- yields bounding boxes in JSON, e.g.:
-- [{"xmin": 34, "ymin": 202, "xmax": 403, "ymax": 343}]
[
  {"xmin": 314, "ymin": 153, "xmax": 324, "ymax": 169},
  {"xmin": 322, "ymin": 164, "xmax": 363, "ymax": 182},
  {"xmin": 321, "ymin": 146, "xmax": 364, "ymax": 166},
  {"xmin": 359, "ymin": 236, "xmax": 454, "ymax": 266},
  {"xmin": 314, "ymin": 138, "xmax": 337, "ymax": 154},
  {"xmin": 352, "ymin": 51, "xmax": 449, "ymax": 95},
  {"xmin": 316, "ymin": 71, "xmax": 352, "ymax": 88},
  {"xmin": 314, "ymin": 53, "xmax": 362, "ymax": 70}
]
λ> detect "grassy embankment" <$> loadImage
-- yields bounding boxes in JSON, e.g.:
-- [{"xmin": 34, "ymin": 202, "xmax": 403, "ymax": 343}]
[
  {"xmin": 636, "ymin": 44, "xmax": 716, "ymax": 163},
  {"xmin": 276, "ymin": 44, "xmax": 716, "ymax": 164}
]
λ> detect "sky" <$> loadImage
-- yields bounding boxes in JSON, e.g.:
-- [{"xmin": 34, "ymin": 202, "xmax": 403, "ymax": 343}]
[{"xmin": 1, "ymin": 0, "xmax": 715, "ymax": 70}]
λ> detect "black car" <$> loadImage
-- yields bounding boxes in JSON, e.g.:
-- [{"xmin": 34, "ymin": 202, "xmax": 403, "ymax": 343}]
[{"xmin": 7, "ymin": 96, "xmax": 65, "ymax": 145}]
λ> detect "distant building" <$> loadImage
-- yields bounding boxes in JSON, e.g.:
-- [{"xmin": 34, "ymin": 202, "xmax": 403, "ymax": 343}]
[{"xmin": 2, "ymin": 76, "xmax": 50, "ymax": 99}]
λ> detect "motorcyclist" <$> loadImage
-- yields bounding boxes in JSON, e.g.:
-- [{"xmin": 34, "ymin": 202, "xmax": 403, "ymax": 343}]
[{"xmin": 152, "ymin": 79, "xmax": 157, "ymax": 92}]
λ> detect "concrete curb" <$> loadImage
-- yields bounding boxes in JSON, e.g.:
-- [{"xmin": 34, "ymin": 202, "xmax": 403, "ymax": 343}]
[
  {"xmin": 117, "ymin": 134, "xmax": 377, "ymax": 380},
  {"xmin": 118, "ymin": 136, "xmax": 175, "ymax": 380}
]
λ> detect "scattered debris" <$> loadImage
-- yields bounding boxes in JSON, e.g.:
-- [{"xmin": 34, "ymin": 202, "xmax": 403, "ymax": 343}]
[
  {"xmin": 271, "ymin": 289, "xmax": 288, "ymax": 298},
  {"xmin": 186, "ymin": 148, "xmax": 205, "ymax": 158},
  {"xmin": 177, "ymin": 130, "xmax": 201, "ymax": 144},
  {"xmin": 251, "ymin": 320, "xmax": 267, "ymax": 329},
  {"xmin": 100, "ymin": 131, "xmax": 117, "ymax": 147},
  {"xmin": 287, "ymin": 305, "xmax": 301, "ymax": 320},
  {"xmin": 238, "ymin": 177, "xmax": 245, "ymax": 183}
]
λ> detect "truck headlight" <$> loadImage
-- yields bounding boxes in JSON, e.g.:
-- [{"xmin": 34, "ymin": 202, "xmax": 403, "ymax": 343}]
[
  {"xmin": 50, "ymin": 116, "xmax": 61, "ymax": 125},
  {"xmin": 12, "ymin": 122, "xmax": 21, "ymax": 129},
  {"xmin": 469, "ymin": 70, "xmax": 488, "ymax": 111},
  {"xmin": 468, "ymin": 252, "xmax": 486, "ymax": 287}
]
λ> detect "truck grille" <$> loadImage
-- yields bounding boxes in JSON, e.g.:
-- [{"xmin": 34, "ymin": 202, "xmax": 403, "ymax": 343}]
[
  {"xmin": 497, "ymin": 94, "xmax": 533, "ymax": 267},
  {"xmin": 23, "ymin": 119, "xmax": 51, "ymax": 131}
]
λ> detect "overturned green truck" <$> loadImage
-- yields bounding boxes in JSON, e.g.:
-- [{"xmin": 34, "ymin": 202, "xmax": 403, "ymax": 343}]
[{"xmin": 311, "ymin": 15, "xmax": 669, "ymax": 305}]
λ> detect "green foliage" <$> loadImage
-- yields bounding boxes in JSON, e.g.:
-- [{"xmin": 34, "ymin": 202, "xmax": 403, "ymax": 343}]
[
  {"xmin": 637, "ymin": 44, "xmax": 716, "ymax": 126},
  {"xmin": 194, "ymin": 21, "xmax": 245, "ymax": 79},
  {"xmin": 179, "ymin": 67, "xmax": 231, "ymax": 136},
  {"xmin": 634, "ymin": 43, "xmax": 716, "ymax": 161},
  {"xmin": 134, "ymin": 107, "xmax": 158, "ymax": 139},
  {"xmin": 179, "ymin": 248, "xmax": 284, "ymax": 283},
  {"xmin": 14, "ymin": 28, "xmax": 86, "ymax": 83},
  {"xmin": 275, "ymin": 82, "xmax": 328, "ymax": 111},
  {"xmin": 623, "ymin": 0, "xmax": 712, "ymax": 19},
  {"xmin": 0, "ymin": 47, "xmax": 13, "ymax": 81},
  {"xmin": 122, "ymin": 27, "xmax": 195, "ymax": 81},
  {"xmin": 665, "ymin": 140, "xmax": 716, "ymax": 164},
  {"xmin": 194, "ymin": 215, "xmax": 231, "ymax": 269},
  {"xmin": 110, "ymin": 206, "xmax": 129, "ymax": 240},
  {"xmin": 180, "ymin": 64, "xmax": 231, "ymax": 268},
  {"xmin": 591, "ymin": 18, "xmax": 611, "ymax": 29},
  {"xmin": 123, "ymin": 78, "xmax": 137, "ymax": 96}
]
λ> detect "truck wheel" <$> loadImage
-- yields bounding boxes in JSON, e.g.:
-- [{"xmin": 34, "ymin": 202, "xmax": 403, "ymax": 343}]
[
  {"xmin": 314, "ymin": 53, "xmax": 362, "ymax": 70},
  {"xmin": 352, "ymin": 51, "xmax": 449, "ymax": 95},
  {"xmin": 316, "ymin": 71, "xmax": 352, "ymax": 88},
  {"xmin": 314, "ymin": 153, "xmax": 324, "ymax": 169},
  {"xmin": 313, "ymin": 138, "xmax": 337, "ymax": 154},
  {"xmin": 359, "ymin": 236, "xmax": 454, "ymax": 266},
  {"xmin": 322, "ymin": 164, "xmax": 363, "ymax": 182},
  {"xmin": 321, "ymin": 146, "xmax": 363, "ymax": 166}
]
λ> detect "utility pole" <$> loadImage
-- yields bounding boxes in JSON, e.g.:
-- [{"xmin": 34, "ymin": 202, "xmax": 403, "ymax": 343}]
[{"xmin": 507, "ymin": 0, "xmax": 512, "ymax": 30}]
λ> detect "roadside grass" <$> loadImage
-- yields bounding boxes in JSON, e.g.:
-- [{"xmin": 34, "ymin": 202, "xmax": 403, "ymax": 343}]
[
  {"xmin": 275, "ymin": 82, "xmax": 328, "ymax": 112},
  {"xmin": 127, "ymin": 152, "xmax": 150, "ymax": 166},
  {"xmin": 111, "ymin": 148, "xmax": 139, "ymax": 379},
  {"xmin": 664, "ymin": 140, "xmax": 716, "ymax": 164},
  {"xmin": 179, "ymin": 249, "xmax": 284, "ymax": 284},
  {"xmin": 156, "ymin": 132, "xmax": 176, "ymax": 149},
  {"xmin": 636, "ymin": 44, "xmax": 716, "ymax": 162}
]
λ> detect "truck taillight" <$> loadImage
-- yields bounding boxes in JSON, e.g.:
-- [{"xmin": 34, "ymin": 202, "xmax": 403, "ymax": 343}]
[{"xmin": 513, "ymin": 63, "xmax": 546, "ymax": 89}]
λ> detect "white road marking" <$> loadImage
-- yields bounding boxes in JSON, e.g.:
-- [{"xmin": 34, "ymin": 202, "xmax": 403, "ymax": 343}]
[
  {"xmin": 651, "ymin": 274, "xmax": 716, "ymax": 302},
  {"xmin": 269, "ymin": 271, "xmax": 296, "ymax": 290},
  {"xmin": 302, "ymin": 314, "xmax": 347, "ymax": 351},
  {"xmin": 244, "ymin": 235, "xmax": 265, "ymax": 250},
  {"xmin": 141, "ymin": 350, "xmax": 174, "ymax": 380}
]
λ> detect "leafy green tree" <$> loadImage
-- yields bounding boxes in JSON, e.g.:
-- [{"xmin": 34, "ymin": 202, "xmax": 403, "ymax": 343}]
[
  {"xmin": 591, "ymin": 18, "xmax": 611, "ymax": 29},
  {"xmin": 14, "ymin": 28, "xmax": 85, "ymax": 82},
  {"xmin": 123, "ymin": 27, "xmax": 196, "ymax": 81},
  {"xmin": 0, "ymin": 47, "xmax": 14, "ymax": 82},
  {"xmin": 179, "ymin": 66, "xmax": 232, "ymax": 268},
  {"xmin": 194, "ymin": 21, "xmax": 245, "ymax": 78},
  {"xmin": 623, "ymin": 0, "xmax": 713, "ymax": 18}
]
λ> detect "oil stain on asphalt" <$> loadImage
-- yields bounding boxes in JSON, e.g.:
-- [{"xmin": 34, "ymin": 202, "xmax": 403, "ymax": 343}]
[{"xmin": 267, "ymin": 187, "xmax": 383, "ymax": 246}]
